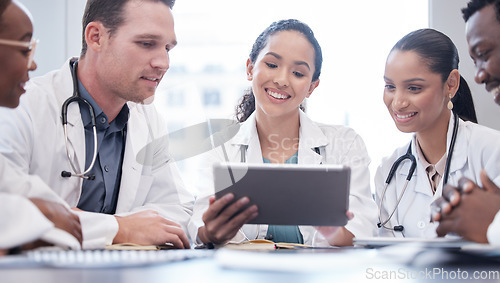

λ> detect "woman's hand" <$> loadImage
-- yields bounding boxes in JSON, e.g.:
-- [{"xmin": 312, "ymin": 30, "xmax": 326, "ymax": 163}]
[
  {"xmin": 198, "ymin": 193, "xmax": 258, "ymax": 245},
  {"xmin": 315, "ymin": 211, "xmax": 354, "ymax": 246}
]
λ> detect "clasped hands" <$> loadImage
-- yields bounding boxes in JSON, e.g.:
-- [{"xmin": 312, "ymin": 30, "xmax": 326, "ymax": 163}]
[{"xmin": 431, "ymin": 169, "xmax": 500, "ymax": 243}]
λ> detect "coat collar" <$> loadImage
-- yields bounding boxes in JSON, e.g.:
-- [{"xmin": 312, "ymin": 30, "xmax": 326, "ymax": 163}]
[
  {"xmin": 230, "ymin": 110, "xmax": 328, "ymax": 164},
  {"xmin": 446, "ymin": 113, "xmax": 467, "ymax": 174},
  {"xmin": 396, "ymin": 112, "xmax": 467, "ymax": 197}
]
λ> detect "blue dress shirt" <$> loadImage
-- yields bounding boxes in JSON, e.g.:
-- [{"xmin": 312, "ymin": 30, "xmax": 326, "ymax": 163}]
[{"xmin": 76, "ymin": 79, "xmax": 129, "ymax": 214}]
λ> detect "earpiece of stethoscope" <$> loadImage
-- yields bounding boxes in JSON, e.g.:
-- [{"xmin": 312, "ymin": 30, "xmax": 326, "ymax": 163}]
[{"xmin": 60, "ymin": 60, "xmax": 98, "ymax": 180}]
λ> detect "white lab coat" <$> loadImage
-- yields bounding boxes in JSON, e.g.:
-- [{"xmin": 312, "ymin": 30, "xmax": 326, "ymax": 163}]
[
  {"xmin": 0, "ymin": 193, "xmax": 53, "ymax": 249},
  {"xmin": 0, "ymin": 141, "xmax": 81, "ymax": 250},
  {"xmin": 375, "ymin": 114, "xmax": 500, "ymax": 238},
  {"xmin": 189, "ymin": 110, "xmax": 378, "ymax": 246},
  {"xmin": 488, "ymin": 212, "xmax": 500, "ymax": 245},
  {"xmin": 0, "ymin": 193, "xmax": 80, "ymax": 250},
  {"xmin": 0, "ymin": 58, "xmax": 194, "ymax": 249}
]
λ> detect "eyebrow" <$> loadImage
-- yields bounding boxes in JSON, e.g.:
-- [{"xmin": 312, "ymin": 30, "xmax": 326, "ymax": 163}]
[
  {"xmin": 266, "ymin": 52, "xmax": 311, "ymax": 70},
  {"xmin": 20, "ymin": 32, "xmax": 32, "ymax": 42},
  {"xmin": 134, "ymin": 34, "xmax": 177, "ymax": 46},
  {"xmin": 469, "ymin": 43, "xmax": 480, "ymax": 57},
  {"xmin": 403, "ymin": 78, "xmax": 425, "ymax": 83},
  {"xmin": 383, "ymin": 76, "xmax": 425, "ymax": 83}
]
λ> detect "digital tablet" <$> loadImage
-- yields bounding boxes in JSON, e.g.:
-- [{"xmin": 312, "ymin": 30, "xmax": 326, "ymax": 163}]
[{"xmin": 213, "ymin": 162, "xmax": 350, "ymax": 226}]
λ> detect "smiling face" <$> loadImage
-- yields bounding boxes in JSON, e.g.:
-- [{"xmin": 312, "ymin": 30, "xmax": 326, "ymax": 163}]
[
  {"xmin": 0, "ymin": 1, "xmax": 37, "ymax": 108},
  {"xmin": 466, "ymin": 4, "xmax": 500, "ymax": 105},
  {"xmin": 383, "ymin": 50, "xmax": 451, "ymax": 135},
  {"xmin": 91, "ymin": 0, "xmax": 176, "ymax": 104},
  {"xmin": 246, "ymin": 30, "xmax": 319, "ymax": 121}
]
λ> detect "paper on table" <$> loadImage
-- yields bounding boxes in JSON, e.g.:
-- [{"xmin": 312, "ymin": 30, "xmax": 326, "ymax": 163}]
[
  {"xmin": 106, "ymin": 243, "xmax": 175, "ymax": 250},
  {"xmin": 224, "ymin": 239, "xmax": 313, "ymax": 251}
]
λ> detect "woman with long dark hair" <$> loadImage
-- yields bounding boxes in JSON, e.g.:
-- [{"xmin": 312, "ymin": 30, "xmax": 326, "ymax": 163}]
[
  {"xmin": 376, "ymin": 28, "xmax": 500, "ymax": 238},
  {"xmin": 189, "ymin": 19, "xmax": 377, "ymax": 247}
]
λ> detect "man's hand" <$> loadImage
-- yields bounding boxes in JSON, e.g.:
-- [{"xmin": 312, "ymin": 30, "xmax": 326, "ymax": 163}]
[
  {"xmin": 433, "ymin": 170, "xmax": 500, "ymax": 243},
  {"xmin": 30, "ymin": 198, "xmax": 82, "ymax": 245},
  {"xmin": 198, "ymin": 193, "xmax": 258, "ymax": 245},
  {"xmin": 114, "ymin": 210, "xmax": 190, "ymax": 249}
]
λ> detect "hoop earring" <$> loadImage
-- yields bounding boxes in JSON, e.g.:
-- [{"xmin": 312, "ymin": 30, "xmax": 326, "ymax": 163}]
[{"xmin": 447, "ymin": 94, "xmax": 454, "ymax": 110}]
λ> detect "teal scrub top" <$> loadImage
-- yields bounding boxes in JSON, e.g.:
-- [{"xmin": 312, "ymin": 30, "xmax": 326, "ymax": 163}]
[{"xmin": 262, "ymin": 151, "xmax": 304, "ymax": 244}]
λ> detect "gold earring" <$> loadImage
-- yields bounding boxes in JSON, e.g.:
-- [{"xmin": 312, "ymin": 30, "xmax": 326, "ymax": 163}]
[{"xmin": 447, "ymin": 94, "xmax": 453, "ymax": 110}]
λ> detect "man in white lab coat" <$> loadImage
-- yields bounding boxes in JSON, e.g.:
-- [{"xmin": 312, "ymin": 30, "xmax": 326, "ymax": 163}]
[
  {"xmin": 0, "ymin": 0, "xmax": 193, "ymax": 249},
  {"xmin": 433, "ymin": 0, "xmax": 500, "ymax": 245}
]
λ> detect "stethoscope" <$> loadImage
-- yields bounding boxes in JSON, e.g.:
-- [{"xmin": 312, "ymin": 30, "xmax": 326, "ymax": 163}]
[
  {"xmin": 60, "ymin": 60, "xmax": 98, "ymax": 180},
  {"xmin": 377, "ymin": 111, "xmax": 459, "ymax": 234}
]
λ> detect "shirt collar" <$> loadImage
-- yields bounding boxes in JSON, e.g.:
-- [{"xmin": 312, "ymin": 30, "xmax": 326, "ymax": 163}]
[
  {"xmin": 77, "ymin": 77, "xmax": 129, "ymax": 132},
  {"xmin": 415, "ymin": 138, "xmax": 446, "ymax": 177}
]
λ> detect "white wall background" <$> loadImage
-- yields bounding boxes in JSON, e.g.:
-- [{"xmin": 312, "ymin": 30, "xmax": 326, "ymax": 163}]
[
  {"xmin": 18, "ymin": 0, "xmax": 500, "ymax": 194},
  {"xmin": 23, "ymin": 0, "xmax": 500, "ymax": 129},
  {"xmin": 22, "ymin": 0, "xmax": 86, "ymax": 77}
]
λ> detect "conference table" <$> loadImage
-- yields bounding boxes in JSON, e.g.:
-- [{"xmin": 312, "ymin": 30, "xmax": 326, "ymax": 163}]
[{"xmin": 0, "ymin": 242, "xmax": 499, "ymax": 283}]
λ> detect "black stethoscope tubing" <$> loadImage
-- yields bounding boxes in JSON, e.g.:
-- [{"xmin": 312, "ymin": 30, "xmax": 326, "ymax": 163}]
[
  {"xmin": 377, "ymin": 111, "xmax": 459, "ymax": 234},
  {"xmin": 60, "ymin": 60, "xmax": 98, "ymax": 180}
]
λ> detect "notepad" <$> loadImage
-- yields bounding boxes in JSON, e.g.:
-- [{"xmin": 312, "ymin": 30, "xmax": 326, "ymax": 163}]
[
  {"xmin": 213, "ymin": 163, "xmax": 350, "ymax": 226},
  {"xmin": 224, "ymin": 239, "xmax": 312, "ymax": 250}
]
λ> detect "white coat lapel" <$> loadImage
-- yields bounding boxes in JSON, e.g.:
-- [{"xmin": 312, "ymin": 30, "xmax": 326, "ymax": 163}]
[
  {"xmin": 116, "ymin": 104, "xmax": 147, "ymax": 211},
  {"xmin": 441, "ymin": 116, "xmax": 467, "ymax": 188},
  {"xmin": 231, "ymin": 113, "xmax": 263, "ymax": 164},
  {"xmin": 298, "ymin": 111, "xmax": 327, "ymax": 165},
  {"xmin": 246, "ymin": 134, "xmax": 263, "ymax": 163}
]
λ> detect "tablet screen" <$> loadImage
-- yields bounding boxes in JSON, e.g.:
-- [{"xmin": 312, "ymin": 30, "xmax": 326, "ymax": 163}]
[{"xmin": 213, "ymin": 163, "xmax": 350, "ymax": 226}]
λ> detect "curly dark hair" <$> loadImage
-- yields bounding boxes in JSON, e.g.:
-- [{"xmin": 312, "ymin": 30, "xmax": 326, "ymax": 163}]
[{"xmin": 462, "ymin": 0, "xmax": 500, "ymax": 22}]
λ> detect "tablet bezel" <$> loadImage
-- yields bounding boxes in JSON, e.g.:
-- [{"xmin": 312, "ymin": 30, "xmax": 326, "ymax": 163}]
[{"xmin": 213, "ymin": 163, "xmax": 350, "ymax": 226}]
